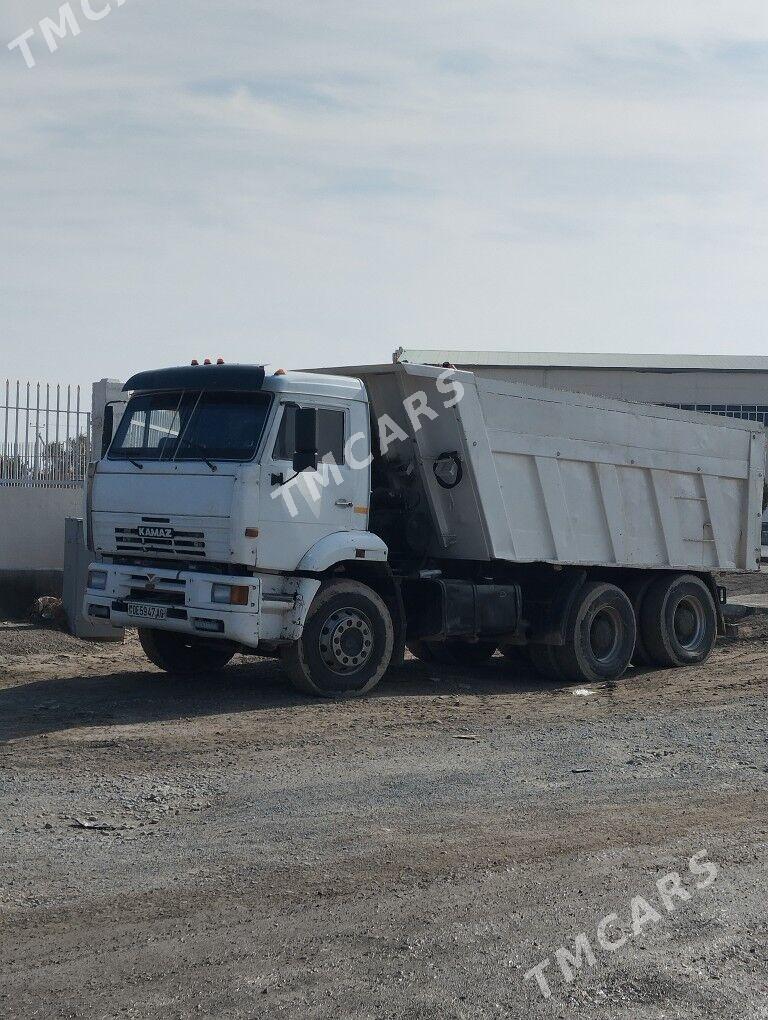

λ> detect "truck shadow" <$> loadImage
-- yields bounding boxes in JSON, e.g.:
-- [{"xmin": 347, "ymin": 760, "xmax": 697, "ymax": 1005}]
[{"xmin": 0, "ymin": 655, "xmax": 636, "ymax": 745}]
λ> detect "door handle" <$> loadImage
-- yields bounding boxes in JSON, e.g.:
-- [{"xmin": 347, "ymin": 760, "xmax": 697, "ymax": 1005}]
[{"xmin": 335, "ymin": 499, "xmax": 353, "ymax": 508}]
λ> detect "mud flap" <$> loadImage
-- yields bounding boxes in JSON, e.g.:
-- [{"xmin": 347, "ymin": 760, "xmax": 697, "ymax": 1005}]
[{"xmin": 279, "ymin": 578, "xmax": 322, "ymax": 642}]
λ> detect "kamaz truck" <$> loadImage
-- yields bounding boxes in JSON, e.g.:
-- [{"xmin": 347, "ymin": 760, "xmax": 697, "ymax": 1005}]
[{"xmin": 84, "ymin": 360, "xmax": 765, "ymax": 696}]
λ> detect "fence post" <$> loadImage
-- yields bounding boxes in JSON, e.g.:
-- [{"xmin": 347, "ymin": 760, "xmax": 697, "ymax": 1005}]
[{"xmin": 1, "ymin": 379, "xmax": 94, "ymax": 487}]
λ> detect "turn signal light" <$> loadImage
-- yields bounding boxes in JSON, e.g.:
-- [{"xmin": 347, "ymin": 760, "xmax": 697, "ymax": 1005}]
[{"xmin": 211, "ymin": 583, "xmax": 249, "ymax": 605}]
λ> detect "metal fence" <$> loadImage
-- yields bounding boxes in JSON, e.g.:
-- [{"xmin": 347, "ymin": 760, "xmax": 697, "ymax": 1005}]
[
  {"xmin": 1, "ymin": 380, "xmax": 91, "ymax": 487},
  {"xmin": 665, "ymin": 401, "xmax": 768, "ymax": 425}
]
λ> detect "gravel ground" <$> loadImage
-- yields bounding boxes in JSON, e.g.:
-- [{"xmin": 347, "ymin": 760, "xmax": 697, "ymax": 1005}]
[{"xmin": 0, "ymin": 579, "xmax": 767, "ymax": 1019}]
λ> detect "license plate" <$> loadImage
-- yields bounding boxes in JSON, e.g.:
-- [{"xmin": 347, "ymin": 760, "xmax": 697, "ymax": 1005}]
[{"xmin": 127, "ymin": 602, "xmax": 167, "ymax": 621}]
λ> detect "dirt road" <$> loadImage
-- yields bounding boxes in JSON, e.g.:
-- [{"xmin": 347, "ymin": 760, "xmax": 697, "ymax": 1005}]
[{"xmin": 1, "ymin": 597, "xmax": 767, "ymax": 1018}]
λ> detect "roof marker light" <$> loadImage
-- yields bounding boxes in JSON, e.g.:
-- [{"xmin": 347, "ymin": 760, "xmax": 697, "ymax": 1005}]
[
  {"xmin": 203, "ymin": 358, "xmax": 212, "ymax": 365},
  {"xmin": 216, "ymin": 358, "xmax": 224, "ymax": 365},
  {"xmin": 274, "ymin": 368, "xmax": 287, "ymax": 376},
  {"xmin": 191, "ymin": 359, "xmax": 199, "ymax": 366}
]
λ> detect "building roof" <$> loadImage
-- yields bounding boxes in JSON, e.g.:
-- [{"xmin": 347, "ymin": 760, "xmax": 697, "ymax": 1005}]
[{"xmin": 393, "ymin": 348, "xmax": 768, "ymax": 373}]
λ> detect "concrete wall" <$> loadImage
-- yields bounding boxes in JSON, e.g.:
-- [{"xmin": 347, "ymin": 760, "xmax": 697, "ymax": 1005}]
[
  {"xmin": 0, "ymin": 486, "xmax": 84, "ymax": 616},
  {"xmin": 0, "ymin": 379, "xmax": 126, "ymax": 618}
]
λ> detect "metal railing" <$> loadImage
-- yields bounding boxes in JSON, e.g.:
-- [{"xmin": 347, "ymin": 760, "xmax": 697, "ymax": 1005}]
[
  {"xmin": 0, "ymin": 380, "xmax": 91, "ymax": 487},
  {"xmin": 665, "ymin": 401, "xmax": 768, "ymax": 425}
]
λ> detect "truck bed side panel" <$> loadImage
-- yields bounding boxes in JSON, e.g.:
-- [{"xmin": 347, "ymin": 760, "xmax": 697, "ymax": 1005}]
[
  {"xmin": 380, "ymin": 366, "xmax": 763, "ymax": 571},
  {"xmin": 326, "ymin": 363, "xmax": 764, "ymax": 572},
  {"xmin": 474, "ymin": 379, "xmax": 763, "ymax": 571}
]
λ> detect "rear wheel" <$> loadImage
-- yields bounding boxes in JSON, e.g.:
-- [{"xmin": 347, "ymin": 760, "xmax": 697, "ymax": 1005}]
[
  {"xmin": 639, "ymin": 574, "xmax": 716, "ymax": 667},
  {"xmin": 138, "ymin": 628, "xmax": 236, "ymax": 674},
  {"xmin": 621, "ymin": 577, "xmax": 653, "ymax": 667},
  {"xmin": 281, "ymin": 579, "xmax": 394, "ymax": 697},
  {"xmin": 631, "ymin": 635, "xmax": 653, "ymax": 668},
  {"xmin": 554, "ymin": 582, "xmax": 636, "ymax": 684}
]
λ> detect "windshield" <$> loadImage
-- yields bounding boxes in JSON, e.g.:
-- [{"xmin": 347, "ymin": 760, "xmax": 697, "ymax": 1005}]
[{"xmin": 109, "ymin": 390, "xmax": 272, "ymax": 462}]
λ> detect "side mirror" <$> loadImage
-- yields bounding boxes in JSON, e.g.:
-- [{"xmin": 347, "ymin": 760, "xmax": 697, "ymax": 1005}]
[
  {"xmin": 101, "ymin": 403, "xmax": 115, "ymax": 458},
  {"xmin": 293, "ymin": 407, "xmax": 319, "ymax": 472}
]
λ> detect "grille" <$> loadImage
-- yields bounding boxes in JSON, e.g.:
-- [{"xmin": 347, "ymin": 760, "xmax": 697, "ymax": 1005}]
[
  {"xmin": 125, "ymin": 573, "xmax": 187, "ymax": 606},
  {"xmin": 115, "ymin": 525, "xmax": 206, "ymax": 558}
]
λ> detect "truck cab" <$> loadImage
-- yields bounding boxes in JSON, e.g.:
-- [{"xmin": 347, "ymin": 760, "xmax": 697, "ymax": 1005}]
[{"xmin": 84, "ymin": 363, "xmax": 394, "ymax": 693}]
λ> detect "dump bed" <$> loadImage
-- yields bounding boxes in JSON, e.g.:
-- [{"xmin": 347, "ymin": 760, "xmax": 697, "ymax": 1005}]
[{"xmin": 342, "ymin": 362, "xmax": 765, "ymax": 572}]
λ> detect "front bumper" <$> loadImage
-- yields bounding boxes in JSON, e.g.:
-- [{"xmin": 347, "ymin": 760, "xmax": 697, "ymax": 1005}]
[{"xmin": 83, "ymin": 563, "xmax": 295, "ymax": 649}]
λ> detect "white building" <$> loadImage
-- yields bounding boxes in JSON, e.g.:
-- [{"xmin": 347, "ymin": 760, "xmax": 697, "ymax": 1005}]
[{"xmin": 394, "ymin": 349, "xmax": 768, "ymax": 426}]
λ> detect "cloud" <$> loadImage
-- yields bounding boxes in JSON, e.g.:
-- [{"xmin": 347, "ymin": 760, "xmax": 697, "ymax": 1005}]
[{"xmin": 1, "ymin": 0, "xmax": 768, "ymax": 385}]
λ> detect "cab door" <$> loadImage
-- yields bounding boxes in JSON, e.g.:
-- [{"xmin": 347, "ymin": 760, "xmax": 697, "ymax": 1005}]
[{"xmin": 257, "ymin": 400, "xmax": 359, "ymax": 571}]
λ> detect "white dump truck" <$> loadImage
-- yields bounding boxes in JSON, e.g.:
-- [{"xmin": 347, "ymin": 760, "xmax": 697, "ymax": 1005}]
[{"xmin": 84, "ymin": 361, "xmax": 765, "ymax": 695}]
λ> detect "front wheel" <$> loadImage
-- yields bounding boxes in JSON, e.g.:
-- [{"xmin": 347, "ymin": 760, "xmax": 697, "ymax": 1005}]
[
  {"xmin": 281, "ymin": 579, "xmax": 394, "ymax": 697},
  {"xmin": 138, "ymin": 628, "xmax": 236, "ymax": 674}
]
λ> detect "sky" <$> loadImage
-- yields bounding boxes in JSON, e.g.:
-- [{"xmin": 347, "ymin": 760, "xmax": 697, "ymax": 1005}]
[{"xmin": 1, "ymin": 1, "xmax": 768, "ymax": 387}]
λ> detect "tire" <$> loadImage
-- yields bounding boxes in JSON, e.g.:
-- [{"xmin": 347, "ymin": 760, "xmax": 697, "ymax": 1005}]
[
  {"xmin": 138, "ymin": 628, "xmax": 236, "ymax": 674},
  {"xmin": 281, "ymin": 579, "xmax": 394, "ymax": 697},
  {"xmin": 632, "ymin": 632, "xmax": 653, "ymax": 668},
  {"xmin": 554, "ymin": 582, "xmax": 636, "ymax": 684},
  {"xmin": 621, "ymin": 577, "xmax": 653, "ymax": 668},
  {"xmin": 639, "ymin": 574, "xmax": 717, "ymax": 667},
  {"xmin": 529, "ymin": 643, "xmax": 564, "ymax": 681}
]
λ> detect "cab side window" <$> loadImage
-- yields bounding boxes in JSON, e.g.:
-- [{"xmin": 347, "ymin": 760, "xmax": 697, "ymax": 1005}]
[{"xmin": 273, "ymin": 405, "xmax": 345, "ymax": 464}]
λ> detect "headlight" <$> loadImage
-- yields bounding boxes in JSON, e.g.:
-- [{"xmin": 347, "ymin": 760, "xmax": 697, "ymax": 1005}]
[
  {"xmin": 88, "ymin": 569, "xmax": 108, "ymax": 591},
  {"xmin": 211, "ymin": 583, "xmax": 249, "ymax": 605}
]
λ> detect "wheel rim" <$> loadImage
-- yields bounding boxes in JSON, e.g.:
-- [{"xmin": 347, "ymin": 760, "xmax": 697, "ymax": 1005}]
[
  {"xmin": 318, "ymin": 606, "xmax": 374, "ymax": 675},
  {"xmin": 588, "ymin": 606, "xmax": 622, "ymax": 663},
  {"xmin": 673, "ymin": 596, "xmax": 706, "ymax": 651}
]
